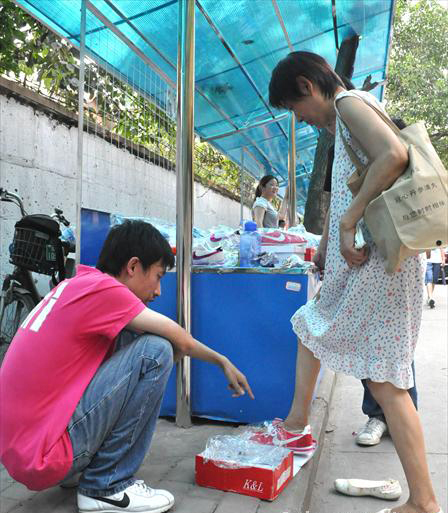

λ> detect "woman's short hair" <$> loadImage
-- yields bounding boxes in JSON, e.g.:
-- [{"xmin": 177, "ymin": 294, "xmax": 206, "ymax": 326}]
[
  {"xmin": 96, "ymin": 220, "xmax": 174, "ymax": 276},
  {"xmin": 269, "ymin": 51, "xmax": 345, "ymax": 109},
  {"xmin": 255, "ymin": 174, "xmax": 278, "ymax": 200}
]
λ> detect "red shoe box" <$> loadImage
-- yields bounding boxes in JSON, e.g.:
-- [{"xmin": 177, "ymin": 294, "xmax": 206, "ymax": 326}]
[{"xmin": 195, "ymin": 450, "xmax": 293, "ymax": 501}]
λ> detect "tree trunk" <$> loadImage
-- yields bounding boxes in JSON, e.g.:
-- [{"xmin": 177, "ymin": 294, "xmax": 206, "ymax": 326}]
[{"xmin": 303, "ymin": 35, "xmax": 359, "ymax": 234}]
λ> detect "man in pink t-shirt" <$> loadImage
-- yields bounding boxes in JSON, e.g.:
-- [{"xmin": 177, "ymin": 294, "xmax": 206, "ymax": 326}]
[{"xmin": 0, "ymin": 220, "xmax": 254, "ymax": 513}]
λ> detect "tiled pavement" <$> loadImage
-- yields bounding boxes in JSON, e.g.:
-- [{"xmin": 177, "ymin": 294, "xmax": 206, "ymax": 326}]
[{"xmin": 1, "ymin": 286, "xmax": 446, "ymax": 513}]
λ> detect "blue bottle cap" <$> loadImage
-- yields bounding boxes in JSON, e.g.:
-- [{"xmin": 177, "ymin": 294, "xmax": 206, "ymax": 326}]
[{"xmin": 244, "ymin": 221, "xmax": 257, "ymax": 231}]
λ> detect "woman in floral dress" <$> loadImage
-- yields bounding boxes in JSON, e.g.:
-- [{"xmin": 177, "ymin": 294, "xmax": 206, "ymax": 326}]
[{"xmin": 267, "ymin": 52, "xmax": 441, "ymax": 513}]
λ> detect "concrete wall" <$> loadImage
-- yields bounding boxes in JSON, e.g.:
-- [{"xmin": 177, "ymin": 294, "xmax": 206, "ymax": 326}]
[{"xmin": 0, "ymin": 88, "xmax": 251, "ymax": 279}]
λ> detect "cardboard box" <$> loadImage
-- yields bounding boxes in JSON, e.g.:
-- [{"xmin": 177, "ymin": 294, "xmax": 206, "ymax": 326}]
[{"xmin": 195, "ymin": 450, "xmax": 293, "ymax": 501}]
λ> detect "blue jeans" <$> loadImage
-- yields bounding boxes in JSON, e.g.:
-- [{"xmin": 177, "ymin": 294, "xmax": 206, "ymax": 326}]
[
  {"xmin": 361, "ymin": 361, "xmax": 418, "ymax": 424},
  {"xmin": 425, "ymin": 262, "xmax": 442, "ymax": 285},
  {"xmin": 63, "ymin": 330, "xmax": 173, "ymax": 497}
]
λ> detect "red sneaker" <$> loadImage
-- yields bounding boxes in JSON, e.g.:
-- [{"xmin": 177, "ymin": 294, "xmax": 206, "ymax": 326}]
[{"xmin": 250, "ymin": 419, "xmax": 316, "ymax": 454}]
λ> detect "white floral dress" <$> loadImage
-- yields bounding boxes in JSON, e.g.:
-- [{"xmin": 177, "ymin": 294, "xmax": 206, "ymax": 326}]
[{"xmin": 291, "ymin": 90, "xmax": 424, "ymax": 389}]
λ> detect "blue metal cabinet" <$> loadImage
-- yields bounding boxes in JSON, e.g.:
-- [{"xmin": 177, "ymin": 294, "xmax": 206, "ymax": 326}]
[{"xmin": 188, "ymin": 271, "xmax": 308, "ymax": 422}]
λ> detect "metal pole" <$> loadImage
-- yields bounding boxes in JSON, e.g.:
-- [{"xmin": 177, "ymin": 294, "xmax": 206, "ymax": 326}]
[
  {"xmin": 175, "ymin": 0, "xmax": 195, "ymax": 428},
  {"xmin": 85, "ymin": 1, "xmax": 176, "ymax": 90},
  {"xmin": 240, "ymin": 147, "xmax": 245, "ymax": 224},
  {"xmin": 288, "ymin": 112, "xmax": 297, "ymax": 227},
  {"xmin": 202, "ymin": 113, "xmax": 288, "ymax": 142},
  {"xmin": 76, "ymin": 0, "xmax": 86, "ymax": 265}
]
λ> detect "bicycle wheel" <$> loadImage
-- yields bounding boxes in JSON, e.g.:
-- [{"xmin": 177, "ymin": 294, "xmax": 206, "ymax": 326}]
[{"xmin": 0, "ymin": 291, "xmax": 36, "ymax": 364}]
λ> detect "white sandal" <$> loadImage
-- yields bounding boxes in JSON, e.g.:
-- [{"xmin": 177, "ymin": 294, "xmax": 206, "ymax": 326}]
[{"xmin": 334, "ymin": 478, "xmax": 401, "ymax": 500}]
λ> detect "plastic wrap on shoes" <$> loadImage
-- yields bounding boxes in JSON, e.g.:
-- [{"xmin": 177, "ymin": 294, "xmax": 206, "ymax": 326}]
[
  {"xmin": 354, "ymin": 223, "xmax": 367, "ymax": 250},
  {"xmin": 246, "ymin": 419, "xmax": 282, "ymax": 436},
  {"xmin": 259, "ymin": 252, "xmax": 277, "ymax": 267},
  {"xmin": 280, "ymin": 254, "xmax": 309, "ymax": 269},
  {"xmin": 202, "ymin": 434, "xmax": 291, "ymax": 469},
  {"xmin": 245, "ymin": 418, "xmax": 316, "ymax": 453}
]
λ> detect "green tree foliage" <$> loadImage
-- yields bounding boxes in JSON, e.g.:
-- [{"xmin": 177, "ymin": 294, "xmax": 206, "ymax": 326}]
[
  {"xmin": 385, "ymin": 0, "xmax": 448, "ymax": 167},
  {"xmin": 0, "ymin": 0, "xmax": 254, "ymax": 201},
  {"xmin": 0, "ymin": 0, "xmax": 79, "ymax": 108}
]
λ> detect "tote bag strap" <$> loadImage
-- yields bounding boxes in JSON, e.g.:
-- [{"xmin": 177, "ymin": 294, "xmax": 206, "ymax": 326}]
[
  {"xmin": 334, "ymin": 90, "xmax": 407, "ymax": 170},
  {"xmin": 337, "ymin": 120, "xmax": 366, "ymax": 170},
  {"xmin": 335, "ymin": 90, "xmax": 402, "ymax": 137}
]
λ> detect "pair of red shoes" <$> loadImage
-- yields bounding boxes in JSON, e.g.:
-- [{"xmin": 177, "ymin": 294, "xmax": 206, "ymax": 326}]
[{"xmin": 250, "ymin": 418, "xmax": 317, "ymax": 454}]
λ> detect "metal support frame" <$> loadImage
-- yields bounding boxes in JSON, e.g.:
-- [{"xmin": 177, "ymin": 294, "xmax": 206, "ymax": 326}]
[
  {"xmin": 195, "ymin": 0, "xmax": 287, "ymax": 140},
  {"xmin": 202, "ymin": 113, "xmax": 288, "ymax": 143},
  {"xmin": 85, "ymin": 0, "xmax": 176, "ymax": 89},
  {"xmin": 331, "ymin": 0, "xmax": 340, "ymax": 52},
  {"xmin": 240, "ymin": 147, "xmax": 245, "ymax": 223},
  {"xmin": 175, "ymin": 0, "xmax": 195, "ymax": 428},
  {"xmin": 287, "ymin": 113, "xmax": 297, "ymax": 227},
  {"xmin": 243, "ymin": 147, "xmax": 266, "ymax": 176},
  {"xmin": 76, "ymin": 0, "xmax": 86, "ymax": 266},
  {"xmin": 272, "ymin": 0, "xmax": 294, "ymax": 52},
  {"xmin": 382, "ymin": 0, "xmax": 398, "ymax": 99},
  {"xmin": 102, "ymin": 0, "xmax": 176, "ymax": 74},
  {"xmin": 80, "ymin": 1, "xmax": 176, "ymax": 39},
  {"xmin": 84, "ymin": 0, "xmax": 282, "ymax": 178}
]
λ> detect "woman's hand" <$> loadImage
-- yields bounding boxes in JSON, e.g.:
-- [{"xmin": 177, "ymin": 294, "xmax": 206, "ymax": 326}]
[
  {"xmin": 339, "ymin": 217, "xmax": 369, "ymax": 268},
  {"xmin": 221, "ymin": 358, "xmax": 254, "ymax": 399}
]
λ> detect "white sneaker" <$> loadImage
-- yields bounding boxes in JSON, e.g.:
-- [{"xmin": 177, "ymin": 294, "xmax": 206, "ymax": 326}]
[
  {"xmin": 77, "ymin": 480, "xmax": 174, "ymax": 513},
  {"xmin": 334, "ymin": 478, "xmax": 402, "ymax": 500},
  {"xmin": 356, "ymin": 418, "xmax": 388, "ymax": 446}
]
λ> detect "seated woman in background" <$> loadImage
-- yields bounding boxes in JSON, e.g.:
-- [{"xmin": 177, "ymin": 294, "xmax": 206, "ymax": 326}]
[{"xmin": 252, "ymin": 175, "xmax": 288, "ymax": 228}]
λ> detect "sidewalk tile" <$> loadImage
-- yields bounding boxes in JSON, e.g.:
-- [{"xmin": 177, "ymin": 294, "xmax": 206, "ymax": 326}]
[
  {"xmin": 214, "ymin": 492, "xmax": 259, "ymax": 513},
  {"xmin": 1, "ymin": 483, "xmax": 37, "ymax": 502},
  {"xmin": 0, "ymin": 496, "xmax": 19, "ymax": 513},
  {"xmin": 7, "ymin": 487, "xmax": 70, "ymax": 513},
  {"xmin": 163, "ymin": 458, "xmax": 195, "ymax": 483},
  {"xmin": 169, "ymin": 495, "xmax": 217, "ymax": 513}
]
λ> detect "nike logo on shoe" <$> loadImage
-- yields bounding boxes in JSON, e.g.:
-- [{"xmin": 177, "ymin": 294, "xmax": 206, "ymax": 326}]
[{"xmin": 98, "ymin": 493, "xmax": 130, "ymax": 508}]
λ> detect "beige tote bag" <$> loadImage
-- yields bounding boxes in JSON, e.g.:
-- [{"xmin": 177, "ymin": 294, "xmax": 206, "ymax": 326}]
[{"xmin": 336, "ymin": 92, "xmax": 448, "ymax": 274}]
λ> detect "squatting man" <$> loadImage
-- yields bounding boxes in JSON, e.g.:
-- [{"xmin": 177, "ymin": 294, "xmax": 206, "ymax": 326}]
[{"xmin": 0, "ymin": 220, "xmax": 254, "ymax": 513}]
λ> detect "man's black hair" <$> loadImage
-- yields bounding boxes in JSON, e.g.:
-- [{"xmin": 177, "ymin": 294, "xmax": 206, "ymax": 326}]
[
  {"xmin": 269, "ymin": 51, "xmax": 345, "ymax": 109},
  {"xmin": 96, "ymin": 220, "xmax": 174, "ymax": 276}
]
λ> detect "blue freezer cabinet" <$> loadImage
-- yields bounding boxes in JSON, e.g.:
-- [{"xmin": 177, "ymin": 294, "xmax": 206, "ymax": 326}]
[{"xmin": 156, "ymin": 269, "xmax": 315, "ymax": 424}]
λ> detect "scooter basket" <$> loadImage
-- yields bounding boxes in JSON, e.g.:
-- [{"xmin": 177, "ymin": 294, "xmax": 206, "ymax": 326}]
[{"xmin": 10, "ymin": 215, "xmax": 62, "ymax": 276}]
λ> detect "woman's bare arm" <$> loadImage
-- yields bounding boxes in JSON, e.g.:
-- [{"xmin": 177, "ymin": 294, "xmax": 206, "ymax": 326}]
[
  {"xmin": 336, "ymin": 97, "xmax": 408, "ymax": 266},
  {"xmin": 253, "ymin": 206, "xmax": 266, "ymax": 228},
  {"xmin": 337, "ymin": 96, "xmax": 408, "ymax": 229}
]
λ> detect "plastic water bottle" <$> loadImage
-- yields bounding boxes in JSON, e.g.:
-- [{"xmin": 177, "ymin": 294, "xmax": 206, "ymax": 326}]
[
  {"xmin": 61, "ymin": 226, "xmax": 76, "ymax": 245},
  {"xmin": 61, "ymin": 226, "xmax": 76, "ymax": 252},
  {"xmin": 239, "ymin": 221, "xmax": 261, "ymax": 267}
]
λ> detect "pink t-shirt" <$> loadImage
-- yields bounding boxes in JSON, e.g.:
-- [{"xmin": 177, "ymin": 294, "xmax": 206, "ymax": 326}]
[{"xmin": 0, "ymin": 265, "xmax": 146, "ymax": 490}]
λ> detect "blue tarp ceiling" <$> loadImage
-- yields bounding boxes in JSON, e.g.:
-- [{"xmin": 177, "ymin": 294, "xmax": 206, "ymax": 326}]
[{"xmin": 15, "ymin": 0, "xmax": 395, "ymax": 213}]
